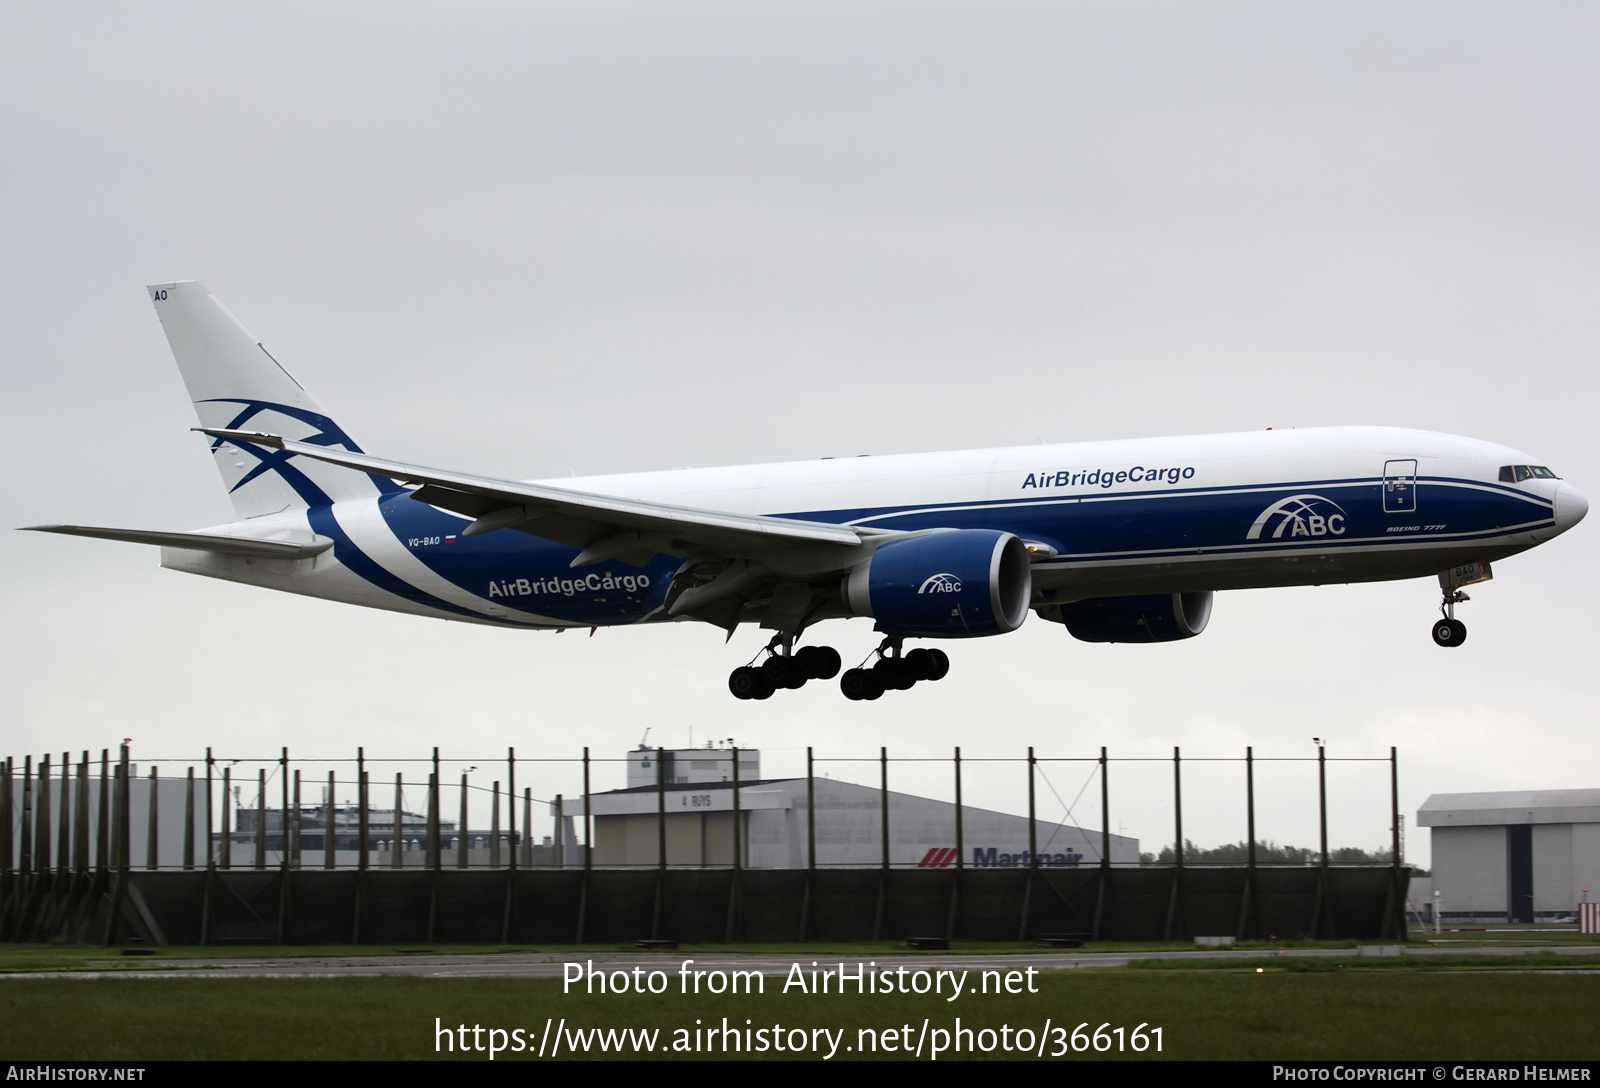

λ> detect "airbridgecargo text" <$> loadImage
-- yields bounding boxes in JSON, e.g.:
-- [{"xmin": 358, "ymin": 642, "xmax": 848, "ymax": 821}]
[
  {"xmin": 487, "ymin": 572, "xmax": 651, "ymax": 598},
  {"xmin": 1020, "ymin": 465, "xmax": 1196, "ymax": 490}
]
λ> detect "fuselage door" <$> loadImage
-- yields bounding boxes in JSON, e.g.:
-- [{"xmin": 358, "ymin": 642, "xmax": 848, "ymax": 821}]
[{"xmin": 1383, "ymin": 459, "xmax": 1418, "ymax": 514}]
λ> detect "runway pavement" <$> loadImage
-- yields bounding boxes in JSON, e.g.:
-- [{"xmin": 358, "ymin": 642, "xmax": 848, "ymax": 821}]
[{"xmin": 3, "ymin": 943, "xmax": 1598, "ymax": 980}]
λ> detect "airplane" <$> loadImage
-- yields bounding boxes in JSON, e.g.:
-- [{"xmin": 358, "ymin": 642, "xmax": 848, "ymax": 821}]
[{"xmin": 24, "ymin": 281, "xmax": 1588, "ymax": 701}]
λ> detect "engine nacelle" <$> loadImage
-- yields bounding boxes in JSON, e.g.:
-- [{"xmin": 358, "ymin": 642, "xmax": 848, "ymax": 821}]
[
  {"xmin": 845, "ymin": 530, "xmax": 1031, "ymax": 638},
  {"xmin": 1049, "ymin": 591, "xmax": 1213, "ymax": 643}
]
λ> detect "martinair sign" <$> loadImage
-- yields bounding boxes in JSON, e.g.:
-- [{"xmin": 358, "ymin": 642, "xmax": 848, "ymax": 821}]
[{"xmin": 916, "ymin": 847, "xmax": 1086, "ymax": 868}]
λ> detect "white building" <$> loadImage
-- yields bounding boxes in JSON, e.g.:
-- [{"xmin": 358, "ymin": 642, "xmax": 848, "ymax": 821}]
[
  {"xmin": 1418, "ymin": 789, "xmax": 1600, "ymax": 923},
  {"xmin": 559, "ymin": 746, "xmax": 1139, "ymax": 869}
]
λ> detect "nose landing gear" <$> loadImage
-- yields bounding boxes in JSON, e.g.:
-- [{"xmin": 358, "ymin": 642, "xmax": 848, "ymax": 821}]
[
  {"xmin": 840, "ymin": 638, "xmax": 951, "ymax": 700},
  {"xmin": 1432, "ymin": 589, "xmax": 1469, "ymax": 647}
]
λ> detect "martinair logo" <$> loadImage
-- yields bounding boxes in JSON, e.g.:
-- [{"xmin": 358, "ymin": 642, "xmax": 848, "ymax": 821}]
[
  {"xmin": 1246, "ymin": 494, "xmax": 1348, "ymax": 541},
  {"xmin": 917, "ymin": 573, "xmax": 962, "ymax": 594}
]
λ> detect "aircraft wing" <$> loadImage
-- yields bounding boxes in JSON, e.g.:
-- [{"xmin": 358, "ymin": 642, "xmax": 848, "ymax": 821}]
[{"xmin": 199, "ymin": 429, "xmax": 870, "ymax": 569}]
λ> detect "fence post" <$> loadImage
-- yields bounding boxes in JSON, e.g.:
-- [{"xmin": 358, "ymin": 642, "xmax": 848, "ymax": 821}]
[
  {"xmin": 1093, "ymin": 746, "xmax": 1110, "ymax": 941},
  {"xmin": 506, "ymin": 749, "xmax": 517, "ymax": 872},
  {"xmin": 430, "ymin": 748, "xmax": 441, "ymax": 872},
  {"xmin": 75, "ymin": 753, "xmax": 91, "ymax": 875},
  {"xmin": 651, "ymin": 747, "xmax": 666, "ymax": 941},
  {"xmin": 357, "ymin": 748, "xmax": 368, "ymax": 872},
  {"xmin": 576, "ymin": 747, "xmax": 590, "ymax": 943},
  {"xmin": 291, "ymin": 769, "xmax": 301, "ymax": 868},
  {"xmin": 325, "ymin": 770, "xmax": 337, "ymax": 870},
  {"xmin": 725, "ymin": 747, "xmax": 741, "ymax": 942},
  {"xmin": 806, "ymin": 748, "xmax": 816, "ymax": 872},
  {"xmin": 103, "ymin": 743, "xmax": 130, "ymax": 945},
  {"xmin": 201, "ymin": 749, "xmax": 214, "ymax": 944},
  {"xmin": 19, "ymin": 757, "xmax": 31, "ymax": 877},
  {"xmin": 1238, "ymin": 746, "xmax": 1257, "ymax": 940},
  {"xmin": 873, "ymin": 747, "xmax": 888, "ymax": 941},
  {"xmin": 1019, "ymin": 747, "xmax": 1036, "ymax": 941},
  {"xmin": 0, "ymin": 760, "xmax": 12, "ymax": 902},
  {"xmin": 0, "ymin": 760, "xmax": 11, "ymax": 895},
  {"xmin": 1164, "ymin": 747, "xmax": 1183, "ymax": 941},
  {"xmin": 502, "ymin": 752, "xmax": 517, "ymax": 942},
  {"xmin": 36, "ymin": 756, "xmax": 50, "ymax": 881},
  {"xmin": 220, "ymin": 768, "xmax": 232, "ymax": 871},
  {"xmin": 280, "ymin": 748, "xmax": 290, "ymax": 871},
  {"xmin": 354, "ymin": 749, "xmax": 368, "ymax": 944},
  {"xmin": 96, "ymin": 751, "xmax": 109, "ymax": 874},
  {"xmin": 489, "ymin": 781, "xmax": 500, "ymax": 869},
  {"xmin": 1318, "ymin": 743, "xmax": 1329, "ymax": 867},
  {"xmin": 656, "ymin": 747, "xmax": 667, "ymax": 871},
  {"xmin": 1246, "ymin": 747, "xmax": 1257, "ymax": 868},
  {"xmin": 183, "ymin": 767, "xmax": 195, "ymax": 871},
  {"xmin": 59, "ymin": 753, "xmax": 72, "ymax": 874},
  {"xmin": 146, "ymin": 766, "xmax": 158, "ymax": 870},
  {"xmin": 1312, "ymin": 742, "xmax": 1333, "ymax": 939},
  {"xmin": 947, "ymin": 747, "xmax": 963, "ymax": 942},
  {"xmin": 254, "ymin": 769, "xmax": 266, "ymax": 870},
  {"xmin": 1391, "ymin": 747, "xmax": 1401, "ymax": 869},
  {"xmin": 1388, "ymin": 746, "xmax": 1404, "ymax": 939},
  {"xmin": 277, "ymin": 748, "xmax": 291, "ymax": 944},
  {"xmin": 458, "ymin": 773, "xmax": 469, "ymax": 868},
  {"xmin": 799, "ymin": 746, "xmax": 815, "ymax": 941},
  {"xmin": 393, "ymin": 773, "xmax": 405, "ymax": 870}
]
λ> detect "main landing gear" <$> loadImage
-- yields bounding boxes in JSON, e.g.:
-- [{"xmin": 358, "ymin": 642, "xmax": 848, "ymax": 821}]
[
  {"xmin": 1432, "ymin": 587, "xmax": 1469, "ymax": 647},
  {"xmin": 728, "ymin": 636, "xmax": 842, "ymax": 700},
  {"xmin": 839, "ymin": 638, "xmax": 951, "ymax": 701}
]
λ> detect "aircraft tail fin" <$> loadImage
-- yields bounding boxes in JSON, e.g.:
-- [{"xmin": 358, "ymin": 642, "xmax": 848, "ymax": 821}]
[{"xmin": 148, "ymin": 281, "xmax": 388, "ymax": 518}]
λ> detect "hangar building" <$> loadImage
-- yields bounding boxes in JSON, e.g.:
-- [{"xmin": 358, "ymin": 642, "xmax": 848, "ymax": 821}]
[
  {"xmin": 557, "ymin": 746, "xmax": 1140, "ymax": 869},
  {"xmin": 1418, "ymin": 789, "xmax": 1600, "ymax": 923}
]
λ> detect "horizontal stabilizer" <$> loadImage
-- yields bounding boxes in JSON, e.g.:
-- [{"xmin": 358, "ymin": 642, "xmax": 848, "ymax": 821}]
[{"xmin": 21, "ymin": 524, "xmax": 332, "ymax": 560}]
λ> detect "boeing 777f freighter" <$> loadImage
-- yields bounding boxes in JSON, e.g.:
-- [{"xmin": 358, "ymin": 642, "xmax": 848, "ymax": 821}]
[{"xmin": 25, "ymin": 282, "xmax": 1588, "ymax": 700}]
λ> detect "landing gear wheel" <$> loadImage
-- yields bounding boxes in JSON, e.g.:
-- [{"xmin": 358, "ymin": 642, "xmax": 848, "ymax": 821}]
[
  {"xmin": 761, "ymin": 655, "xmax": 807, "ymax": 689},
  {"xmin": 840, "ymin": 668, "xmax": 884, "ymax": 701},
  {"xmin": 905, "ymin": 648, "xmax": 950, "ymax": 682},
  {"xmin": 874, "ymin": 657, "xmax": 917, "ymax": 690},
  {"xmin": 1431, "ymin": 618, "xmax": 1467, "ymax": 647},
  {"xmin": 795, "ymin": 645, "xmax": 842, "ymax": 680},
  {"xmin": 729, "ymin": 666, "xmax": 776, "ymax": 699}
]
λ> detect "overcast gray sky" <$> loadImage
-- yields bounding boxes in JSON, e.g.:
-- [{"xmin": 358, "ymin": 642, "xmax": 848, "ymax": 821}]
[{"xmin": 4, "ymin": 2, "xmax": 1597, "ymax": 865}]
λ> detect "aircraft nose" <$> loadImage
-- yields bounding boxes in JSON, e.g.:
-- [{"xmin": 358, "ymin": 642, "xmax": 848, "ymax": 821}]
[{"xmin": 1554, "ymin": 481, "xmax": 1589, "ymax": 536}]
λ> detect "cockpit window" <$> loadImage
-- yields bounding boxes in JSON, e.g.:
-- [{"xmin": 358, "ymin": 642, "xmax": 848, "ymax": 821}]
[{"xmin": 1500, "ymin": 464, "xmax": 1560, "ymax": 483}]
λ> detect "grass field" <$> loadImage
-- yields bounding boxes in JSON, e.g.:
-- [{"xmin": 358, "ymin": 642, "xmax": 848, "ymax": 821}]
[{"xmin": 1, "ymin": 956, "xmax": 1597, "ymax": 1060}]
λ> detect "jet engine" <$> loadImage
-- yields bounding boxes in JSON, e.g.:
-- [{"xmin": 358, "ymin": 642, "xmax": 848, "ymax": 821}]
[
  {"xmin": 844, "ymin": 530, "xmax": 1031, "ymax": 638},
  {"xmin": 1046, "ymin": 591, "xmax": 1214, "ymax": 643}
]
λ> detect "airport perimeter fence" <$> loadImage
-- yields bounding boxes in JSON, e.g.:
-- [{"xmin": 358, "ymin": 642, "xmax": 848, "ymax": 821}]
[{"xmin": 0, "ymin": 745, "xmax": 1410, "ymax": 946}]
